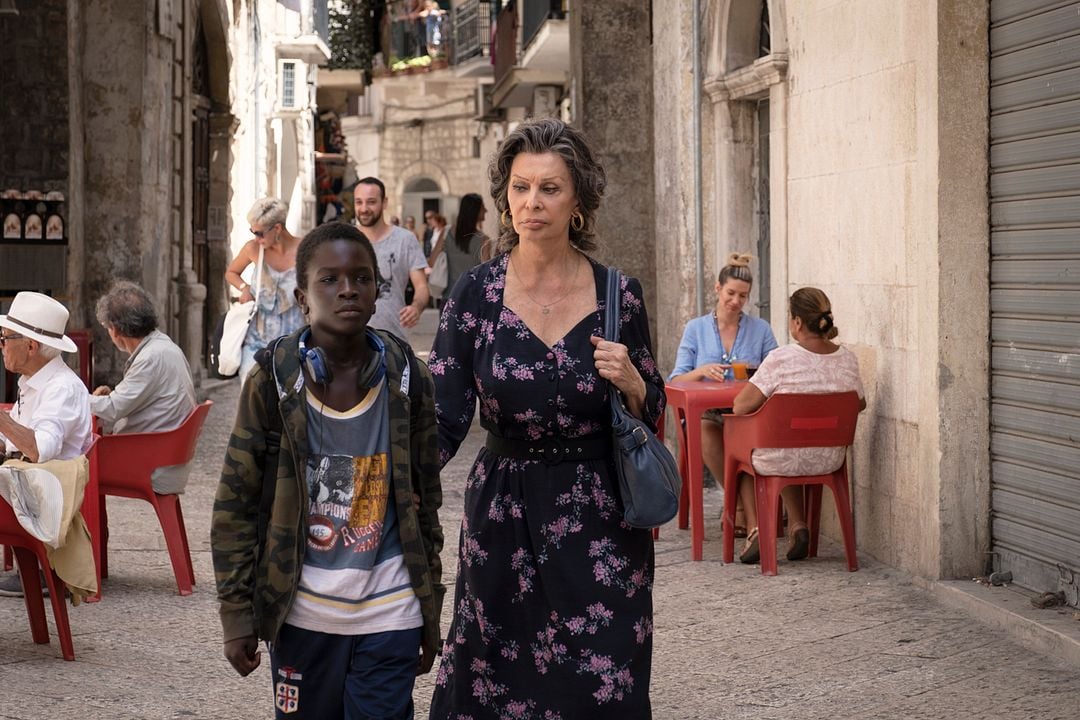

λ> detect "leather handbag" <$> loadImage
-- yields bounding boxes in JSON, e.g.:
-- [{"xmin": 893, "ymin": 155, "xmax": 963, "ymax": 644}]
[
  {"xmin": 210, "ymin": 245, "xmax": 263, "ymax": 378},
  {"xmin": 604, "ymin": 267, "xmax": 681, "ymax": 529}
]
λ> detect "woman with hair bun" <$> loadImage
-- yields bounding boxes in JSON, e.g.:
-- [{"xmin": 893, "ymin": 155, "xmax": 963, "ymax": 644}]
[
  {"xmin": 731, "ymin": 287, "xmax": 866, "ymax": 565},
  {"xmin": 669, "ymin": 253, "xmax": 778, "ymax": 537}
]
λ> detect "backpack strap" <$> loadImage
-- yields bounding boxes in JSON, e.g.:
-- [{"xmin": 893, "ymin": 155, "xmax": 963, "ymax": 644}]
[{"xmin": 254, "ymin": 337, "xmax": 285, "ymax": 555}]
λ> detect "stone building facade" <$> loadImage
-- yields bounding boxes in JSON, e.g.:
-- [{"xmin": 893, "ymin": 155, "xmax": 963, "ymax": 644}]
[
  {"xmin": 0, "ymin": 0, "xmax": 326, "ymax": 385},
  {"xmin": 646, "ymin": 0, "xmax": 1078, "ymax": 608},
  {"xmin": 343, "ymin": 73, "xmax": 494, "ymax": 229}
]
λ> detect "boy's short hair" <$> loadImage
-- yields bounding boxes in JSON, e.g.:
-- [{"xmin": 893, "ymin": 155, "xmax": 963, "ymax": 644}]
[{"xmin": 295, "ymin": 222, "xmax": 380, "ymax": 290}]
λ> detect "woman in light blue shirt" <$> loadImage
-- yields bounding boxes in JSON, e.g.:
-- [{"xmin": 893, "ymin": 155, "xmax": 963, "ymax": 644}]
[{"xmin": 669, "ymin": 253, "xmax": 778, "ymax": 535}]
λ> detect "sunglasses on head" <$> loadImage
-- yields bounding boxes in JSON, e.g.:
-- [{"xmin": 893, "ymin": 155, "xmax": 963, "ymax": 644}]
[{"xmin": 0, "ymin": 333, "xmax": 25, "ymax": 346}]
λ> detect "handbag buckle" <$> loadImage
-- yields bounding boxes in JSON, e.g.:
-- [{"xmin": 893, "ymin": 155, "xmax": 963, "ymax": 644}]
[{"xmin": 630, "ymin": 425, "xmax": 649, "ymax": 448}]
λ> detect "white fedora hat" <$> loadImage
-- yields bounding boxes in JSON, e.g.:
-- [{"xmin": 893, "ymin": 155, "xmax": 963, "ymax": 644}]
[{"xmin": 0, "ymin": 292, "xmax": 77, "ymax": 353}]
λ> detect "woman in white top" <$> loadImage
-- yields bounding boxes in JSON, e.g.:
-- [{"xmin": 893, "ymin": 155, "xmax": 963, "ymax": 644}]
[{"xmin": 731, "ymin": 287, "xmax": 866, "ymax": 564}]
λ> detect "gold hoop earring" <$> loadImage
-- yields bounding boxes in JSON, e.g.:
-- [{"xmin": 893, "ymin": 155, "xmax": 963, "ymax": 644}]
[
  {"xmin": 571, "ymin": 211, "xmax": 585, "ymax": 232},
  {"xmin": 501, "ymin": 209, "xmax": 512, "ymax": 228}
]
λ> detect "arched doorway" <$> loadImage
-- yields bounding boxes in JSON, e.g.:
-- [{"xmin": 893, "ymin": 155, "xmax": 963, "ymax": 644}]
[
  {"xmin": 403, "ymin": 176, "xmax": 443, "ymax": 251},
  {"xmin": 193, "ymin": 0, "xmax": 234, "ymax": 373}
]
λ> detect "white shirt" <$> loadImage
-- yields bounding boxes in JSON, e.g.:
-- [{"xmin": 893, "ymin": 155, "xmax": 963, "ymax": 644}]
[{"xmin": 4, "ymin": 355, "xmax": 92, "ymax": 462}]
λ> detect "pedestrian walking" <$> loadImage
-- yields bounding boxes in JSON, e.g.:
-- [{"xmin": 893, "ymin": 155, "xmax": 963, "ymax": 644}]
[
  {"xmin": 212, "ymin": 221, "xmax": 445, "ymax": 719},
  {"xmin": 427, "ymin": 118, "xmax": 664, "ymax": 718}
]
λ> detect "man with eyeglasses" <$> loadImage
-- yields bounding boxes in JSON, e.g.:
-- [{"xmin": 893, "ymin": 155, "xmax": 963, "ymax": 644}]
[{"xmin": 0, "ymin": 292, "xmax": 92, "ymax": 597}]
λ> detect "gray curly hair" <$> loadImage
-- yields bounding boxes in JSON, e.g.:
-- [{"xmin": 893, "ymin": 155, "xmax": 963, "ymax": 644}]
[{"xmin": 489, "ymin": 117, "xmax": 607, "ymax": 254}]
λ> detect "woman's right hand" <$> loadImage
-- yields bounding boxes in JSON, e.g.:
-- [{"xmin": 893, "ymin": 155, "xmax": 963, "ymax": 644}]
[
  {"xmin": 697, "ymin": 363, "xmax": 731, "ymax": 381},
  {"xmin": 238, "ymin": 287, "xmax": 254, "ymax": 304}
]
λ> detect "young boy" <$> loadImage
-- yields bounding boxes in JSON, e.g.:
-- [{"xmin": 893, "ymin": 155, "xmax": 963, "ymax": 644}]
[{"xmin": 212, "ymin": 221, "xmax": 444, "ymax": 719}]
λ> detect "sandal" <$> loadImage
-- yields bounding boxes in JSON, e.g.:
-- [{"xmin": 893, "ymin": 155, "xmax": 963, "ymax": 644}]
[
  {"xmin": 739, "ymin": 528, "xmax": 760, "ymax": 564},
  {"xmin": 734, "ymin": 505, "xmax": 748, "ymax": 538},
  {"xmin": 787, "ymin": 524, "xmax": 810, "ymax": 561}
]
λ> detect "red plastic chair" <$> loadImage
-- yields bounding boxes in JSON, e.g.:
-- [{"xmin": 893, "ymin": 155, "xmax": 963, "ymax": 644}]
[
  {"xmin": 96, "ymin": 401, "xmax": 212, "ymax": 596},
  {"xmin": 0, "ymin": 434, "xmax": 102, "ymax": 660},
  {"xmin": 722, "ymin": 392, "xmax": 861, "ymax": 575},
  {"xmin": 68, "ymin": 329, "xmax": 95, "ymax": 392}
]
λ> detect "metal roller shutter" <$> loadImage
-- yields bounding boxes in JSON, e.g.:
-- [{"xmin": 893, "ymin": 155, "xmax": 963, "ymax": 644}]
[{"xmin": 989, "ymin": 0, "xmax": 1080, "ymax": 605}]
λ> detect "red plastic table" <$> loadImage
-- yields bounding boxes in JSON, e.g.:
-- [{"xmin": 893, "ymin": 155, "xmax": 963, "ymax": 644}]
[{"xmin": 664, "ymin": 379, "xmax": 746, "ymax": 560}]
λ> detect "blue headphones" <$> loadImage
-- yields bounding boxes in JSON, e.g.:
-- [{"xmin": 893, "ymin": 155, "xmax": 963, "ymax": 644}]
[{"xmin": 298, "ymin": 328, "xmax": 387, "ymax": 388}]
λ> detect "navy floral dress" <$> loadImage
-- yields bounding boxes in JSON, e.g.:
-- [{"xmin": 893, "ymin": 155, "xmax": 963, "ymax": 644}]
[{"xmin": 428, "ymin": 254, "xmax": 665, "ymax": 719}]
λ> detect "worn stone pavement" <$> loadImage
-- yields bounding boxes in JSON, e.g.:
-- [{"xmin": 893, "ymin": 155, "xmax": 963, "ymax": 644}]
[{"xmin": 1, "ymin": 312, "xmax": 1078, "ymax": 719}]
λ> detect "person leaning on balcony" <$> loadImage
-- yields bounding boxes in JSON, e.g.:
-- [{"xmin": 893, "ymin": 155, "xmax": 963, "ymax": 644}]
[
  {"xmin": 89, "ymin": 280, "xmax": 197, "ymax": 495},
  {"xmin": 730, "ymin": 287, "xmax": 867, "ymax": 565},
  {"xmin": 224, "ymin": 198, "xmax": 305, "ymax": 380},
  {"xmin": 668, "ymin": 253, "xmax": 779, "ymax": 538}
]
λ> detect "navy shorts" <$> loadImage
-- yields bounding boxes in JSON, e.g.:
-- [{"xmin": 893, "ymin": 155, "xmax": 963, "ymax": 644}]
[{"xmin": 269, "ymin": 623, "xmax": 422, "ymax": 719}]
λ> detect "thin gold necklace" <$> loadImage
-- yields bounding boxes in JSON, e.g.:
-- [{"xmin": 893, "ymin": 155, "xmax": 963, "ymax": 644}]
[{"xmin": 510, "ymin": 251, "xmax": 581, "ymax": 315}]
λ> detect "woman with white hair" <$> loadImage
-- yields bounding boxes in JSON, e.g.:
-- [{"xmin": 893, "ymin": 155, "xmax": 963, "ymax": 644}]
[{"xmin": 224, "ymin": 198, "xmax": 305, "ymax": 379}]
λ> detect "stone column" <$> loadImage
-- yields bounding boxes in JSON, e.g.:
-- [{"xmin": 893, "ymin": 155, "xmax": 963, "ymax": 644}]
[
  {"xmin": 569, "ymin": 0, "xmax": 656, "ymax": 331},
  {"xmin": 176, "ymin": 268, "xmax": 207, "ymax": 371}
]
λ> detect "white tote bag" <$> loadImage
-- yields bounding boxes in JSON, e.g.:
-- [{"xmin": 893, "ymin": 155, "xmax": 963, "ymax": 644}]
[
  {"xmin": 429, "ymin": 251, "xmax": 449, "ymax": 299},
  {"xmin": 216, "ymin": 246, "xmax": 263, "ymax": 377}
]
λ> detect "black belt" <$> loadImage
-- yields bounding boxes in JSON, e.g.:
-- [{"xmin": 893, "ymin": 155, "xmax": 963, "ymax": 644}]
[{"xmin": 485, "ymin": 433, "xmax": 609, "ymax": 466}]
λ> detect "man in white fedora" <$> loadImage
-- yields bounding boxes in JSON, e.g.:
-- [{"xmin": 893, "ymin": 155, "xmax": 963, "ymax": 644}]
[{"xmin": 0, "ymin": 291, "xmax": 92, "ymax": 597}]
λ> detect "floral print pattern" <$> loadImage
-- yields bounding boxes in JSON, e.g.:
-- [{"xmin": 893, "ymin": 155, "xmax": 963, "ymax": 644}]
[{"xmin": 428, "ymin": 254, "xmax": 664, "ymax": 719}]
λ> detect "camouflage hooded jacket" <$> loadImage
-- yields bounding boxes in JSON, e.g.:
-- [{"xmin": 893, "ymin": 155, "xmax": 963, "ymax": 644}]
[{"xmin": 211, "ymin": 327, "xmax": 445, "ymax": 671}]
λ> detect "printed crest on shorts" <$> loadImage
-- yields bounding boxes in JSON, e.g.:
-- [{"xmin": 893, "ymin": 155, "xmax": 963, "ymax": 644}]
[
  {"xmin": 277, "ymin": 665, "xmax": 303, "ymax": 681},
  {"xmin": 275, "ymin": 682, "xmax": 300, "ymax": 714}
]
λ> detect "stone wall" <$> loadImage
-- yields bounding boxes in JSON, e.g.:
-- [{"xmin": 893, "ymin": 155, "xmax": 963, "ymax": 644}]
[
  {"xmin": 80, "ymin": 0, "xmax": 180, "ymax": 381},
  {"xmin": 651, "ymin": 1, "xmax": 711, "ymax": 394},
  {"xmin": 374, "ymin": 75, "xmax": 488, "ymax": 221},
  {"xmin": 0, "ymin": 0, "xmax": 69, "ymax": 193}
]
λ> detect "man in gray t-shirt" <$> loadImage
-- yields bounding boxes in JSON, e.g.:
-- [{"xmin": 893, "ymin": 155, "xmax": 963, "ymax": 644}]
[{"xmin": 354, "ymin": 177, "xmax": 430, "ymax": 340}]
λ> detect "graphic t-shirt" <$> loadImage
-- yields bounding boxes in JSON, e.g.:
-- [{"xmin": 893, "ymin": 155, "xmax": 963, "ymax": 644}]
[
  {"xmin": 367, "ymin": 225, "xmax": 428, "ymax": 340},
  {"xmin": 284, "ymin": 377, "xmax": 422, "ymax": 635}
]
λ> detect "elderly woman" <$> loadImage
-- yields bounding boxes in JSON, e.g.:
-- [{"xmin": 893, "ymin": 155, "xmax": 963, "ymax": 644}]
[
  {"xmin": 731, "ymin": 287, "xmax": 866, "ymax": 564},
  {"xmin": 428, "ymin": 118, "xmax": 664, "ymax": 718},
  {"xmin": 223, "ymin": 198, "xmax": 305, "ymax": 379},
  {"xmin": 669, "ymin": 254, "xmax": 778, "ymax": 537}
]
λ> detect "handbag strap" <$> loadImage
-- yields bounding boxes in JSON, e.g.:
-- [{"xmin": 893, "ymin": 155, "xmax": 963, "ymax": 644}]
[
  {"xmin": 605, "ymin": 267, "xmax": 625, "ymax": 415},
  {"xmin": 604, "ymin": 266, "xmax": 621, "ymax": 344},
  {"xmin": 252, "ymin": 244, "xmax": 265, "ymax": 304}
]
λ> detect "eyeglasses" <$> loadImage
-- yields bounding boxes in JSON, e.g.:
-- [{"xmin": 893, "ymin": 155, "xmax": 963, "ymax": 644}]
[
  {"xmin": 250, "ymin": 224, "xmax": 276, "ymax": 238},
  {"xmin": 0, "ymin": 333, "xmax": 25, "ymax": 346}
]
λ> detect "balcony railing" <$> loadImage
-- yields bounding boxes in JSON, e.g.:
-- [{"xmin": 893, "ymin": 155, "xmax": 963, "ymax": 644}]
[
  {"xmin": 522, "ymin": 0, "xmax": 564, "ymax": 51},
  {"xmin": 452, "ymin": 0, "xmax": 492, "ymax": 66}
]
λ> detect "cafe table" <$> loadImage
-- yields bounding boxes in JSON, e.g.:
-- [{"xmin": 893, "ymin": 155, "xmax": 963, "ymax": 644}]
[{"xmin": 664, "ymin": 379, "xmax": 747, "ymax": 560}]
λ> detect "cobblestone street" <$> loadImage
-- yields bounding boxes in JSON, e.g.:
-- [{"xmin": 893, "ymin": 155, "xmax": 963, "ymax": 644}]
[{"xmin": 0, "ymin": 314, "xmax": 1077, "ymax": 719}]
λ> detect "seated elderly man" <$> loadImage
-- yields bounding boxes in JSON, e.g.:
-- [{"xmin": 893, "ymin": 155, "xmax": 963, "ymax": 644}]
[
  {"xmin": 0, "ymin": 292, "xmax": 92, "ymax": 597},
  {"xmin": 90, "ymin": 281, "xmax": 196, "ymax": 495}
]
